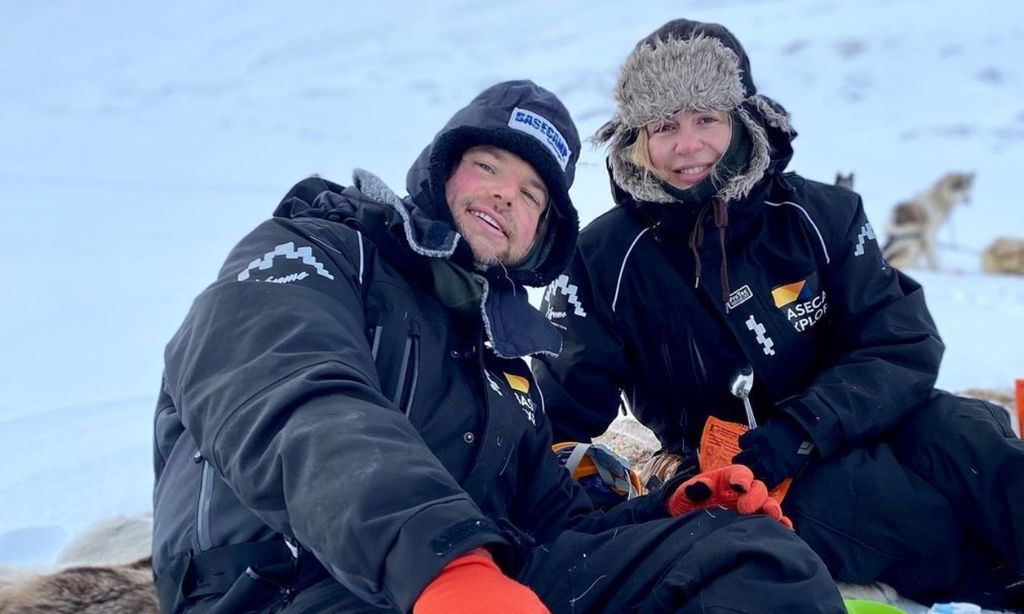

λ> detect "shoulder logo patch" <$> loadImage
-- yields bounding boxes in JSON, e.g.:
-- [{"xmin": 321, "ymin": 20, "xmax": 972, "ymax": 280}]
[
  {"xmin": 237, "ymin": 242, "xmax": 335, "ymax": 283},
  {"xmin": 542, "ymin": 274, "xmax": 587, "ymax": 329},
  {"xmin": 854, "ymin": 222, "xmax": 877, "ymax": 257}
]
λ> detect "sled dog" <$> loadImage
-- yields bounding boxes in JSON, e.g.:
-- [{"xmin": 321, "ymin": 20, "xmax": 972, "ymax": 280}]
[{"xmin": 881, "ymin": 171, "xmax": 974, "ymax": 270}]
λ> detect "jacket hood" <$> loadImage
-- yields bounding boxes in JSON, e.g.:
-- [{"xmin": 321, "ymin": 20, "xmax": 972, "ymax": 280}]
[
  {"xmin": 596, "ymin": 18, "xmax": 796, "ymax": 206},
  {"xmin": 405, "ymin": 80, "xmax": 581, "ymax": 288}
]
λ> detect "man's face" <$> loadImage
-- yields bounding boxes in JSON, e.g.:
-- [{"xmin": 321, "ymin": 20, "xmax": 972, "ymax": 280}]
[{"xmin": 446, "ymin": 145, "xmax": 549, "ymax": 267}]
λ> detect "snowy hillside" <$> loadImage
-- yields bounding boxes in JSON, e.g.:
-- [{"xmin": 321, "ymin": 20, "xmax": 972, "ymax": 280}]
[{"xmin": 0, "ymin": 1, "xmax": 1021, "ymax": 610}]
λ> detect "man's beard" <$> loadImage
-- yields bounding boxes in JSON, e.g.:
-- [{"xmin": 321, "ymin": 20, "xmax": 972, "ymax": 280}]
[{"xmin": 454, "ymin": 216, "xmax": 515, "ymax": 268}]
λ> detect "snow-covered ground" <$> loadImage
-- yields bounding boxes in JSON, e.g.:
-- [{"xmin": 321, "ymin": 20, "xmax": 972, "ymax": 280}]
[{"xmin": 1, "ymin": 0, "xmax": 1022, "ymax": 611}]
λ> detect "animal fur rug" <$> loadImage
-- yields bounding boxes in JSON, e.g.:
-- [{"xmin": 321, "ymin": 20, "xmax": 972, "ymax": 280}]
[{"xmin": 0, "ymin": 515, "xmax": 157, "ymax": 613}]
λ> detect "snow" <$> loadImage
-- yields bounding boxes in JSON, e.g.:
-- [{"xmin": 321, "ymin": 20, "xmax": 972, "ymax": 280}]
[{"xmin": 0, "ymin": 0, "xmax": 1021, "ymax": 610}]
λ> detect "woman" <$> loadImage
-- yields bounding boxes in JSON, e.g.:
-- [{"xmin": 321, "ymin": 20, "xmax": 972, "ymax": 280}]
[{"xmin": 534, "ymin": 18, "xmax": 1024, "ymax": 611}]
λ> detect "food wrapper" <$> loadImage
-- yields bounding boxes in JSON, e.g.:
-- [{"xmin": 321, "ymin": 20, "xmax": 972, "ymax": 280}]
[{"xmin": 698, "ymin": 416, "xmax": 792, "ymax": 502}]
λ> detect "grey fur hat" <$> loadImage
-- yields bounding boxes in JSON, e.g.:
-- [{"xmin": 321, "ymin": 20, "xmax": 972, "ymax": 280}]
[{"xmin": 596, "ymin": 19, "xmax": 794, "ymax": 204}]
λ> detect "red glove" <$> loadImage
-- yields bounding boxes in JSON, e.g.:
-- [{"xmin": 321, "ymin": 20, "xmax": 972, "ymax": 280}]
[
  {"xmin": 665, "ymin": 464, "xmax": 793, "ymax": 529},
  {"xmin": 413, "ymin": 548, "xmax": 551, "ymax": 614}
]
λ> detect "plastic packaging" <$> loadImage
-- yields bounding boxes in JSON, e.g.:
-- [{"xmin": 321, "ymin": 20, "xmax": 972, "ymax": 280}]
[{"xmin": 927, "ymin": 603, "xmax": 982, "ymax": 614}]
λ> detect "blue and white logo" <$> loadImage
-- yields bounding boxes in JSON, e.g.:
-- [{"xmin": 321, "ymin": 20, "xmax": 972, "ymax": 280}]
[{"xmin": 508, "ymin": 107, "xmax": 571, "ymax": 171}]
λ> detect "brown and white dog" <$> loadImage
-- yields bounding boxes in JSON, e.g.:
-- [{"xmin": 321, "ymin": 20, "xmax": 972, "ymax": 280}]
[
  {"xmin": 881, "ymin": 171, "xmax": 975, "ymax": 270},
  {"xmin": 981, "ymin": 237, "xmax": 1024, "ymax": 276}
]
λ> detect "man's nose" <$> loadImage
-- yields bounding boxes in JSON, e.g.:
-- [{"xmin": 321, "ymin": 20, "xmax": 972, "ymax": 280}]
[{"xmin": 491, "ymin": 180, "xmax": 516, "ymax": 206}]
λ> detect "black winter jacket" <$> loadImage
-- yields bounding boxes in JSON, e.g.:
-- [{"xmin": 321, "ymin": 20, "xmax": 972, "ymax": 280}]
[
  {"xmin": 534, "ymin": 173, "xmax": 944, "ymax": 462},
  {"xmin": 152, "ymin": 169, "xmax": 669, "ymax": 613}
]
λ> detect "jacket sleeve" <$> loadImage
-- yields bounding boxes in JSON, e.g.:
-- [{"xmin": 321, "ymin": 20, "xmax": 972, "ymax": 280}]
[
  {"xmin": 532, "ymin": 248, "xmax": 630, "ymax": 443},
  {"xmin": 777, "ymin": 195, "xmax": 944, "ymax": 458},
  {"xmin": 162, "ymin": 219, "xmax": 505, "ymax": 612}
]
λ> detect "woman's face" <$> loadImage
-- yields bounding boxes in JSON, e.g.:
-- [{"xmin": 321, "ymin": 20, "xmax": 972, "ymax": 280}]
[{"xmin": 645, "ymin": 109, "xmax": 732, "ymax": 190}]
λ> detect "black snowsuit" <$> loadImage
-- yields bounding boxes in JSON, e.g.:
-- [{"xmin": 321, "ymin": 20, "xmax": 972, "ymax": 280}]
[
  {"xmin": 533, "ymin": 132, "xmax": 1024, "ymax": 610},
  {"xmin": 152, "ymin": 82, "xmax": 844, "ymax": 614}
]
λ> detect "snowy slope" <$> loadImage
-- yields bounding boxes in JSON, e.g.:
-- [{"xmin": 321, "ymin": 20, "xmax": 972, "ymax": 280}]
[{"xmin": 0, "ymin": 1, "xmax": 1022, "ymax": 610}]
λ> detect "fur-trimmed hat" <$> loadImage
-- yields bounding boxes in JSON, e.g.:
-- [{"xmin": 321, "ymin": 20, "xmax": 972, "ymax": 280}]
[{"xmin": 596, "ymin": 19, "xmax": 794, "ymax": 205}]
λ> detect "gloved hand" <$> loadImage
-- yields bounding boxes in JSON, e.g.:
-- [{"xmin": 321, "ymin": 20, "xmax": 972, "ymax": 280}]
[
  {"xmin": 733, "ymin": 415, "xmax": 816, "ymax": 490},
  {"xmin": 413, "ymin": 548, "xmax": 550, "ymax": 614},
  {"xmin": 665, "ymin": 464, "xmax": 792, "ymax": 529}
]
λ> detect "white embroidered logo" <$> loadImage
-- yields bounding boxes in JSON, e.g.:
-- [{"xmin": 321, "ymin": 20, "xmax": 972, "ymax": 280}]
[
  {"xmin": 543, "ymin": 274, "xmax": 587, "ymax": 329},
  {"xmin": 237, "ymin": 242, "xmax": 335, "ymax": 282},
  {"xmin": 485, "ymin": 371, "xmax": 503, "ymax": 397},
  {"xmin": 727, "ymin": 285, "xmax": 753, "ymax": 310},
  {"xmin": 745, "ymin": 315, "xmax": 776, "ymax": 356},
  {"xmin": 514, "ymin": 393, "xmax": 536, "ymax": 426},
  {"xmin": 854, "ymin": 223, "xmax": 876, "ymax": 257},
  {"xmin": 264, "ymin": 272, "xmax": 309, "ymax": 284}
]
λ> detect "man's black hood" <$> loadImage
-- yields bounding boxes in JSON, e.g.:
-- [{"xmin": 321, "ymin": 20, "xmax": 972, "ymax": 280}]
[{"xmin": 405, "ymin": 80, "xmax": 581, "ymax": 288}]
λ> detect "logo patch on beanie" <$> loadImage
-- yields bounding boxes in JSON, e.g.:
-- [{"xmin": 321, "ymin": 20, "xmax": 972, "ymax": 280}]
[{"xmin": 508, "ymin": 107, "xmax": 572, "ymax": 172}]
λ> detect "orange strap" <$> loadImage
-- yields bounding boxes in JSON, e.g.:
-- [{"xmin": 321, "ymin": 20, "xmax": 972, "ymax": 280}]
[{"xmin": 1015, "ymin": 378, "xmax": 1023, "ymax": 438}]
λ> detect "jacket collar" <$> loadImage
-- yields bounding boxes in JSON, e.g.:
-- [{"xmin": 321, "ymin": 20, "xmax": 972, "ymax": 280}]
[{"xmin": 275, "ymin": 171, "xmax": 562, "ymax": 358}]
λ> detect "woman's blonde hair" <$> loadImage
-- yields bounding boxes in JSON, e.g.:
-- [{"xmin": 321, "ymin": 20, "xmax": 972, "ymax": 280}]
[
  {"xmin": 628, "ymin": 129, "xmax": 653, "ymax": 169},
  {"xmin": 627, "ymin": 128, "xmax": 672, "ymax": 185}
]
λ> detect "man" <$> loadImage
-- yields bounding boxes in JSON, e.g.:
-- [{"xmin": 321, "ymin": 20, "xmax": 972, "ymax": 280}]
[{"xmin": 152, "ymin": 80, "xmax": 844, "ymax": 613}]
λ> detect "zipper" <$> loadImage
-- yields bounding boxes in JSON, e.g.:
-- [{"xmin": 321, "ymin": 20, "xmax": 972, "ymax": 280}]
[
  {"xmin": 400, "ymin": 336, "xmax": 420, "ymax": 416},
  {"xmin": 196, "ymin": 458, "xmax": 214, "ymax": 551},
  {"xmin": 688, "ymin": 337, "xmax": 709, "ymax": 396},
  {"xmin": 369, "ymin": 325, "xmax": 383, "ymax": 360},
  {"xmin": 661, "ymin": 341, "xmax": 682, "ymax": 395},
  {"xmin": 466, "ymin": 338, "xmax": 491, "ymax": 470},
  {"xmin": 393, "ymin": 332, "xmax": 420, "ymax": 417}
]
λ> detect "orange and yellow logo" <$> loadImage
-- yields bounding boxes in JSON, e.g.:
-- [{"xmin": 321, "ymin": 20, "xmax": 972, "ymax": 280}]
[
  {"xmin": 771, "ymin": 280, "xmax": 808, "ymax": 308},
  {"xmin": 771, "ymin": 273, "xmax": 819, "ymax": 308},
  {"xmin": 503, "ymin": 372, "xmax": 530, "ymax": 393}
]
